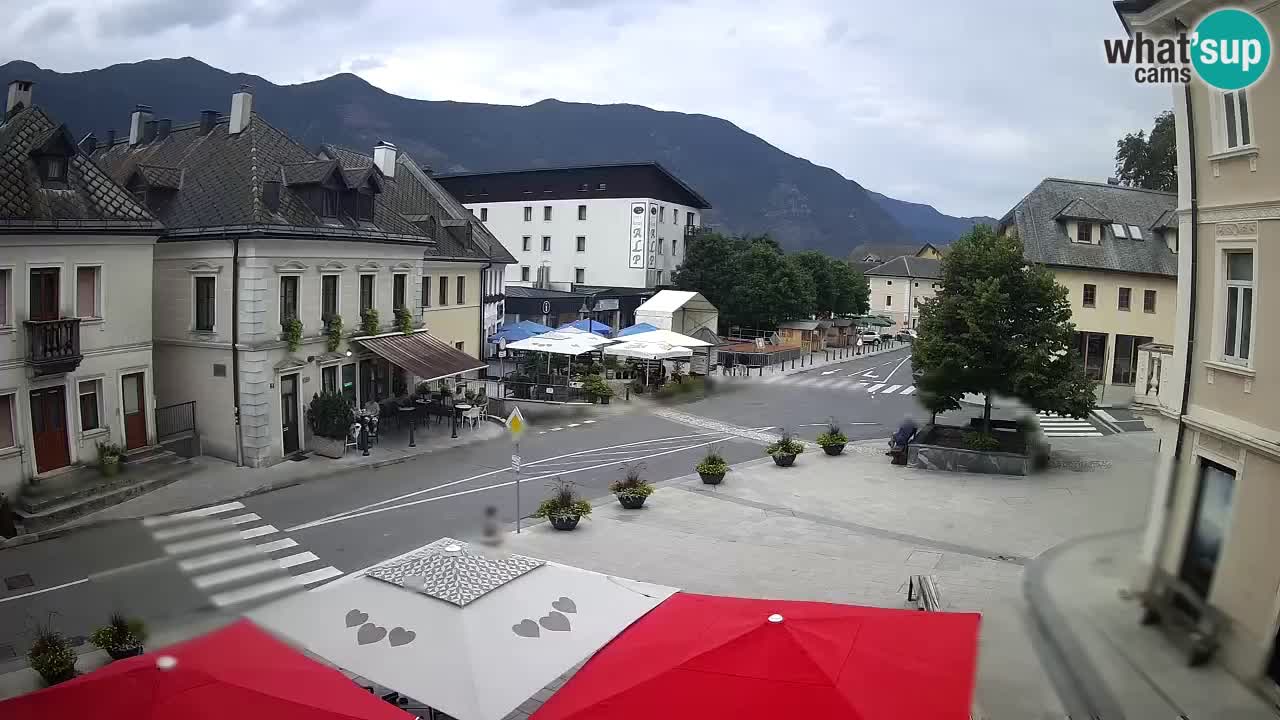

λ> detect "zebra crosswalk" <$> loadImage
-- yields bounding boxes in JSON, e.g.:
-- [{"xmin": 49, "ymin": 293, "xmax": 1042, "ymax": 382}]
[
  {"xmin": 143, "ymin": 501, "xmax": 341, "ymax": 608},
  {"xmin": 1036, "ymin": 412, "xmax": 1105, "ymax": 438},
  {"xmin": 754, "ymin": 373, "xmax": 918, "ymax": 396}
]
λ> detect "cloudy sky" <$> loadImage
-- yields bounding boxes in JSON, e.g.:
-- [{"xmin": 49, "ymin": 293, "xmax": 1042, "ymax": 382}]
[{"xmin": 1, "ymin": 0, "xmax": 1170, "ymax": 218}]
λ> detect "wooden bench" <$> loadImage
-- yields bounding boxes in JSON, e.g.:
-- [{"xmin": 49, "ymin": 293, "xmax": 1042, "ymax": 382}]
[
  {"xmin": 907, "ymin": 574, "xmax": 943, "ymax": 612},
  {"xmin": 1138, "ymin": 569, "xmax": 1222, "ymax": 666}
]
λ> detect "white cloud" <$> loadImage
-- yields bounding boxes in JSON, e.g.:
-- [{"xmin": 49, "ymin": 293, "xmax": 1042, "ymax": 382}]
[{"xmin": 0, "ymin": 0, "xmax": 1171, "ymax": 218}]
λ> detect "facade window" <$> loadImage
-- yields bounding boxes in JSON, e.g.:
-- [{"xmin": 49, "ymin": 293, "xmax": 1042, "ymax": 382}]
[
  {"xmin": 522, "ymin": 236, "xmax": 531, "ymax": 252},
  {"xmin": 578, "ymin": 205, "xmax": 587, "ymax": 221},
  {"xmin": 45, "ymin": 156, "xmax": 65, "ymax": 181},
  {"xmin": 1224, "ymin": 250, "xmax": 1254, "ymax": 363},
  {"xmin": 1076, "ymin": 223, "xmax": 1093, "ymax": 244},
  {"xmin": 322, "ymin": 365, "xmax": 338, "ymax": 394},
  {"xmin": 1082, "ymin": 283, "xmax": 1096, "ymax": 308},
  {"xmin": 1182, "ymin": 460, "xmax": 1236, "ymax": 597},
  {"xmin": 456, "ymin": 275, "xmax": 465, "ymax": 305},
  {"xmin": 355, "ymin": 193, "xmax": 374, "ymax": 221},
  {"xmin": 576, "ymin": 236, "xmax": 586, "ymax": 252},
  {"xmin": 686, "ymin": 211, "xmax": 694, "ymax": 226},
  {"xmin": 523, "ymin": 206, "xmax": 532, "ymax": 222},
  {"xmin": 1221, "ymin": 88, "xmax": 1252, "ymax": 150},
  {"xmin": 1118, "ymin": 287, "xmax": 1131, "ymax": 311},
  {"xmin": 1111, "ymin": 334, "xmax": 1154, "ymax": 385},
  {"xmin": 76, "ymin": 266, "xmax": 101, "ymax": 318},
  {"xmin": 194, "ymin": 276, "xmax": 216, "ymax": 332},
  {"xmin": 360, "ymin": 274, "xmax": 374, "ymax": 313},
  {"xmin": 575, "ymin": 268, "xmax": 585, "ymax": 284},
  {"xmin": 0, "ymin": 393, "xmax": 14, "ymax": 449},
  {"xmin": 421, "ymin": 276, "xmax": 431, "ymax": 308},
  {"xmin": 885, "ymin": 295, "xmax": 892, "ymax": 308},
  {"xmin": 322, "ymin": 189, "xmax": 339, "ymax": 217},
  {"xmin": 280, "ymin": 275, "xmax": 299, "ymax": 324},
  {"xmin": 520, "ymin": 266, "xmax": 530, "ymax": 282},
  {"xmin": 480, "ymin": 207, "xmax": 488, "ymax": 222},
  {"xmin": 439, "ymin": 276, "xmax": 449, "ymax": 307},
  {"xmin": 78, "ymin": 380, "xmax": 102, "ymax": 432},
  {"xmin": 656, "ymin": 270, "xmax": 663, "ymax": 284},
  {"xmin": 1144, "ymin": 289, "xmax": 1157, "ymax": 314},
  {"xmin": 543, "ymin": 206, "xmax": 552, "ymax": 221},
  {"xmin": 322, "ymin": 275, "xmax": 339, "ymax": 321},
  {"xmin": 659, "ymin": 206, "xmax": 665, "ymax": 222},
  {"xmin": 1077, "ymin": 332, "xmax": 1108, "ymax": 381},
  {"xmin": 0, "ymin": 268, "xmax": 9, "ymax": 326},
  {"xmin": 542, "ymin": 236, "xmax": 551, "ymax": 252},
  {"xmin": 672, "ymin": 239, "xmax": 678, "ymax": 256},
  {"xmin": 658, "ymin": 238, "xmax": 665, "ymax": 255},
  {"xmin": 393, "ymin": 273, "xmax": 407, "ymax": 310}
]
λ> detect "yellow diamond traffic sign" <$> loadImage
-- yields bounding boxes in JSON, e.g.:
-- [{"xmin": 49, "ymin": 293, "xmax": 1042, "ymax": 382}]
[{"xmin": 506, "ymin": 407, "xmax": 526, "ymax": 436}]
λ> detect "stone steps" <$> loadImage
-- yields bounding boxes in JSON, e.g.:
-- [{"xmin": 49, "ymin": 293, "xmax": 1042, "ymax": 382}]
[{"xmin": 15, "ymin": 450, "xmax": 193, "ymax": 532}]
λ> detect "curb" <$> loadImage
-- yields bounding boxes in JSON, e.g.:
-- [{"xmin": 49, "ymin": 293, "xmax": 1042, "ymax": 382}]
[
  {"xmin": 1022, "ymin": 528, "xmax": 1138, "ymax": 720},
  {"xmin": 1090, "ymin": 409, "xmax": 1125, "ymax": 434}
]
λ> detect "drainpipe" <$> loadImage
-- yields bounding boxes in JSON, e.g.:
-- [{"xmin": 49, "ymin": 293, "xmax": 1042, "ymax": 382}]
[
  {"xmin": 1151, "ymin": 38, "xmax": 1199, "ymax": 581},
  {"xmin": 232, "ymin": 235, "xmax": 244, "ymax": 467}
]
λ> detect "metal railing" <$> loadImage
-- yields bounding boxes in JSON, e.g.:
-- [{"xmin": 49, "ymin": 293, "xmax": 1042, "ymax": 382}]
[
  {"xmin": 502, "ymin": 379, "xmax": 593, "ymax": 404},
  {"xmin": 156, "ymin": 401, "xmax": 197, "ymax": 440}
]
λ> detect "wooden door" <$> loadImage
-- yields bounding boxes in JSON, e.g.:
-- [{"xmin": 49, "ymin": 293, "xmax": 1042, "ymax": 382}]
[
  {"xmin": 122, "ymin": 372, "xmax": 147, "ymax": 451},
  {"xmin": 30, "ymin": 387, "xmax": 70, "ymax": 473},
  {"xmin": 29, "ymin": 268, "xmax": 59, "ymax": 320},
  {"xmin": 280, "ymin": 373, "xmax": 300, "ymax": 455}
]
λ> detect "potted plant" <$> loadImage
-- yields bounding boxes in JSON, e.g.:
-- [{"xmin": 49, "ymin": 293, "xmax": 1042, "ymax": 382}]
[
  {"xmin": 583, "ymin": 374, "xmax": 614, "ymax": 404},
  {"xmin": 765, "ymin": 430, "xmax": 805, "ymax": 467},
  {"xmin": 282, "ymin": 316, "xmax": 303, "ymax": 352},
  {"xmin": 394, "ymin": 306, "xmax": 414, "ymax": 334},
  {"xmin": 307, "ymin": 391, "xmax": 355, "ymax": 458},
  {"xmin": 324, "ymin": 314, "xmax": 344, "ymax": 352},
  {"xmin": 696, "ymin": 447, "xmax": 729, "ymax": 485},
  {"xmin": 28, "ymin": 620, "xmax": 76, "ymax": 686},
  {"xmin": 360, "ymin": 307, "xmax": 380, "ymax": 335},
  {"xmin": 609, "ymin": 462, "xmax": 654, "ymax": 509},
  {"xmin": 96, "ymin": 441, "xmax": 124, "ymax": 477},
  {"xmin": 816, "ymin": 418, "xmax": 848, "ymax": 456},
  {"xmin": 90, "ymin": 613, "xmax": 146, "ymax": 660},
  {"xmin": 534, "ymin": 478, "xmax": 593, "ymax": 531}
]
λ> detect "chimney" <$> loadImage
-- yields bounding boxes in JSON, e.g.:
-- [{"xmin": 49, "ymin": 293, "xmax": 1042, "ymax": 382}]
[
  {"xmin": 229, "ymin": 85, "xmax": 253, "ymax": 135},
  {"xmin": 142, "ymin": 119, "xmax": 158, "ymax": 144},
  {"xmin": 5, "ymin": 80, "xmax": 32, "ymax": 115},
  {"xmin": 106, "ymin": 129, "xmax": 116, "ymax": 146},
  {"xmin": 198, "ymin": 110, "xmax": 218, "ymax": 135},
  {"xmin": 1106, "ymin": 177, "xmax": 1121, "ymax": 186},
  {"xmin": 156, "ymin": 119, "xmax": 172, "ymax": 141},
  {"xmin": 373, "ymin": 141, "xmax": 397, "ymax": 178},
  {"xmin": 78, "ymin": 132, "xmax": 98, "ymax": 155},
  {"xmin": 129, "ymin": 104, "xmax": 153, "ymax": 145}
]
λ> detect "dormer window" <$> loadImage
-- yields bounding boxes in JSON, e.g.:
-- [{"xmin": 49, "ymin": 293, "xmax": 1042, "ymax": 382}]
[
  {"xmin": 1127, "ymin": 225, "xmax": 1142, "ymax": 240},
  {"xmin": 1077, "ymin": 222, "xmax": 1093, "ymax": 244},
  {"xmin": 356, "ymin": 193, "xmax": 374, "ymax": 222},
  {"xmin": 1112, "ymin": 223, "xmax": 1128, "ymax": 239},
  {"xmin": 322, "ymin": 189, "xmax": 339, "ymax": 217},
  {"xmin": 45, "ymin": 156, "xmax": 65, "ymax": 180}
]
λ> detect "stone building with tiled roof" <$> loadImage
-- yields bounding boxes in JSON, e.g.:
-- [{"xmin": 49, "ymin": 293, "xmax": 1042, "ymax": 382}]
[
  {"xmin": 0, "ymin": 80, "xmax": 162, "ymax": 493},
  {"xmin": 864, "ymin": 255, "xmax": 943, "ymax": 333},
  {"xmin": 998, "ymin": 177, "xmax": 1178, "ymax": 405},
  {"xmin": 89, "ymin": 87, "xmax": 507, "ymax": 468}
]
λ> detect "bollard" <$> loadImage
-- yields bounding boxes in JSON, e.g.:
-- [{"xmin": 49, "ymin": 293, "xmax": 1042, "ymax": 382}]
[{"xmin": 408, "ymin": 416, "xmax": 416, "ymax": 448}]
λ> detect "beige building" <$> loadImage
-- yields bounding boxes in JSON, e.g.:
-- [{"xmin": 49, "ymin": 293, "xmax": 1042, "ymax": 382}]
[
  {"xmin": 998, "ymin": 178, "xmax": 1178, "ymax": 406},
  {"xmin": 864, "ymin": 255, "xmax": 941, "ymax": 332},
  {"xmin": 1119, "ymin": 0, "xmax": 1280, "ymax": 697},
  {"xmin": 0, "ymin": 82, "xmax": 161, "ymax": 496},
  {"xmin": 91, "ymin": 89, "xmax": 507, "ymax": 468}
]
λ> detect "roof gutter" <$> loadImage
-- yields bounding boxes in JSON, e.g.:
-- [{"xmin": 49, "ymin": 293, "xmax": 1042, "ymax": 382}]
[{"xmin": 232, "ymin": 234, "xmax": 244, "ymax": 467}]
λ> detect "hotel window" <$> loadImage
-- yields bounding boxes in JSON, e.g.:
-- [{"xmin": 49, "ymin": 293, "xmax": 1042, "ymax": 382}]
[
  {"xmin": 578, "ymin": 205, "xmax": 587, "ymax": 221},
  {"xmin": 1144, "ymin": 289, "xmax": 1157, "ymax": 314},
  {"xmin": 885, "ymin": 295, "xmax": 892, "ymax": 308},
  {"xmin": 479, "ymin": 207, "xmax": 488, "ymax": 222},
  {"xmin": 393, "ymin": 273, "xmax": 407, "ymax": 310},
  {"xmin": 543, "ymin": 206, "xmax": 552, "ymax": 221},
  {"xmin": 658, "ymin": 238, "xmax": 665, "ymax": 255},
  {"xmin": 520, "ymin": 266, "xmax": 530, "ymax": 282},
  {"xmin": 420, "ymin": 276, "xmax": 431, "ymax": 308},
  {"xmin": 523, "ymin": 206, "xmax": 532, "ymax": 221},
  {"xmin": 194, "ymin": 276, "xmax": 216, "ymax": 332},
  {"xmin": 439, "ymin": 276, "xmax": 449, "ymax": 307},
  {"xmin": 542, "ymin": 236, "xmax": 551, "ymax": 252},
  {"xmin": 575, "ymin": 268, "xmax": 585, "ymax": 284},
  {"xmin": 280, "ymin": 275, "xmax": 299, "ymax": 323},
  {"xmin": 686, "ymin": 211, "xmax": 694, "ymax": 226},
  {"xmin": 359, "ymin": 274, "xmax": 375, "ymax": 313},
  {"xmin": 672, "ymin": 239, "xmax": 678, "ymax": 255},
  {"xmin": 576, "ymin": 236, "xmax": 586, "ymax": 252},
  {"xmin": 322, "ymin": 275, "xmax": 339, "ymax": 321},
  {"xmin": 1223, "ymin": 250, "xmax": 1254, "ymax": 364},
  {"xmin": 1220, "ymin": 88, "xmax": 1253, "ymax": 150},
  {"xmin": 456, "ymin": 275, "xmax": 465, "ymax": 305},
  {"xmin": 659, "ymin": 206, "xmax": 665, "ymax": 222},
  {"xmin": 78, "ymin": 380, "xmax": 102, "ymax": 432},
  {"xmin": 522, "ymin": 236, "xmax": 531, "ymax": 252},
  {"xmin": 1082, "ymin": 283, "xmax": 1096, "ymax": 308},
  {"xmin": 76, "ymin": 266, "xmax": 101, "ymax": 318},
  {"xmin": 1118, "ymin": 287, "xmax": 1131, "ymax": 311},
  {"xmin": 0, "ymin": 393, "xmax": 14, "ymax": 450}
]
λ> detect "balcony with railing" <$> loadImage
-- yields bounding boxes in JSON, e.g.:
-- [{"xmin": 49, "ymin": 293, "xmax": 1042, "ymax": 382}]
[
  {"xmin": 1133, "ymin": 342, "xmax": 1175, "ymax": 416},
  {"xmin": 24, "ymin": 317, "xmax": 83, "ymax": 376},
  {"xmin": 683, "ymin": 225, "xmax": 714, "ymax": 238}
]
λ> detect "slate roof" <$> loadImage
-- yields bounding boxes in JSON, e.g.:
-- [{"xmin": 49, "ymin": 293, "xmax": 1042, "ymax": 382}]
[
  {"xmin": 864, "ymin": 256, "xmax": 942, "ymax": 279},
  {"xmin": 134, "ymin": 164, "xmax": 182, "ymax": 189},
  {"xmin": 1053, "ymin": 197, "xmax": 1110, "ymax": 222},
  {"xmin": 999, "ymin": 178, "xmax": 1177, "ymax": 277},
  {"xmin": 505, "ymin": 286, "xmax": 584, "ymax": 299},
  {"xmin": 0, "ymin": 106, "xmax": 157, "ymax": 230}
]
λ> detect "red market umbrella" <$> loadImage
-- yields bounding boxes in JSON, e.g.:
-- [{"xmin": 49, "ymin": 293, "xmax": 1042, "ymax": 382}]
[
  {"xmin": 0, "ymin": 619, "xmax": 412, "ymax": 720},
  {"xmin": 532, "ymin": 592, "xmax": 981, "ymax": 720}
]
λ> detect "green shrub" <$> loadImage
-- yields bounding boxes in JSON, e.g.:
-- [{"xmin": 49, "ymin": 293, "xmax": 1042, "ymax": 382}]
[
  {"xmin": 95, "ymin": 441, "xmax": 123, "ymax": 464},
  {"xmin": 765, "ymin": 429, "xmax": 805, "ymax": 457},
  {"xmin": 282, "ymin": 317, "xmax": 303, "ymax": 352},
  {"xmin": 816, "ymin": 417, "xmax": 848, "ymax": 448},
  {"xmin": 582, "ymin": 374, "xmax": 613, "ymax": 401},
  {"xmin": 325, "ymin": 315, "xmax": 344, "ymax": 352},
  {"xmin": 696, "ymin": 447, "xmax": 729, "ymax": 475},
  {"xmin": 360, "ymin": 307, "xmax": 380, "ymax": 335},
  {"xmin": 394, "ymin": 306, "xmax": 414, "ymax": 334},
  {"xmin": 962, "ymin": 432, "xmax": 1001, "ymax": 452},
  {"xmin": 90, "ymin": 613, "xmax": 145, "ymax": 654},
  {"xmin": 609, "ymin": 462, "xmax": 654, "ymax": 498},
  {"xmin": 534, "ymin": 478, "xmax": 593, "ymax": 520},
  {"xmin": 308, "ymin": 391, "xmax": 355, "ymax": 440},
  {"xmin": 28, "ymin": 621, "xmax": 76, "ymax": 685}
]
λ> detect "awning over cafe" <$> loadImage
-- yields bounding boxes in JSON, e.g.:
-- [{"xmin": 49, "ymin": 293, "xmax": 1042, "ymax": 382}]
[{"xmin": 356, "ymin": 330, "xmax": 487, "ymax": 383}]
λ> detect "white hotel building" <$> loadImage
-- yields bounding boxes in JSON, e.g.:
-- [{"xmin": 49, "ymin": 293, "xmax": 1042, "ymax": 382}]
[{"xmin": 436, "ymin": 163, "xmax": 711, "ymax": 290}]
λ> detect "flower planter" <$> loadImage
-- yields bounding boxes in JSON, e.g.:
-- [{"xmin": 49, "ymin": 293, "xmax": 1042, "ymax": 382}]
[
  {"xmin": 772, "ymin": 453, "xmax": 797, "ymax": 467},
  {"xmin": 822, "ymin": 444, "xmax": 846, "ymax": 456},
  {"xmin": 549, "ymin": 515, "xmax": 581, "ymax": 531},
  {"xmin": 310, "ymin": 435, "xmax": 347, "ymax": 459},
  {"xmin": 107, "ymin": 645, "xmax": 143, "ymax": 661},
  {"xmin": 616, "ymin": 494, "xmax": 646, "ymax": 509},
  {"xmin": 99, "ymin": 458, "xmax": 121, "ymax": 477},
  {"xmin": 699, "ymin": 471, "xmax": 725, "ymax": 485}
]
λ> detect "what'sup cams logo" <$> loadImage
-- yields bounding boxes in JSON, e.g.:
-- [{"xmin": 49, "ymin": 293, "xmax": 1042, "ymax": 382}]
[{"xmin": 1105, "ymin": 7, "xmax": 1271, "ymax": 89}]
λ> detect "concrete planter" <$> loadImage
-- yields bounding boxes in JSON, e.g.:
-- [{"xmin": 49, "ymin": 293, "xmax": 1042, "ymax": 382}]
[
  {"xmin": 908, "ymin": 424, "xmax": 1034, "ymax": 475},
  {"xmin": 772, "ymin": 454, "xmax": 797, "ymax": 467},
  {"xmin": 698, "ymin": 471, "xmax": 725, "ymax": 485},
  {"xmin": 616, "ymin": 494, "xmax": 646, "ymax": 509},
  {"xmin": 550, "ymin": 515, "xmax": 581, "ymax": 531},
  {"xmin": 309, "ymin": 435, "xmax": 346, "ymax": 459},
  {"xmin": 821, "ymin": 444, "xmax": 846, "ymax": 456}
]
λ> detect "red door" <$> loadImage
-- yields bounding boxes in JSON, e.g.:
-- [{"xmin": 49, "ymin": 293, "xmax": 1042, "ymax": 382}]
[
  {"xmin": 122, "ymin": 372, "xmax": 147, "ymax": 451},
  {"xmin": 30, "ymin": 387, "xmax": 70, "ymax": 473}
]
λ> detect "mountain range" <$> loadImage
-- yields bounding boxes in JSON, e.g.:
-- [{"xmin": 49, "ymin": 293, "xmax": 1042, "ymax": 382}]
[{"xmin": 0, "ymin": 57, "xmax": 994, "ymax": 256}]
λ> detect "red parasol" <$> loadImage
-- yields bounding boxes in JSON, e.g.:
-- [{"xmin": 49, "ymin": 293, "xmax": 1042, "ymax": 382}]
[
  {"xmin": 532, "ymin": 592, "xmax": 981, "ymax": 720},
  {"xmin": 0, "ymin": 619, "xmax": 411, "ymax": 720}
]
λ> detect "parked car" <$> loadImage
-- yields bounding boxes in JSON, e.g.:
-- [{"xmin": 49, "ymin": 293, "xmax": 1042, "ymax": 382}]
[
  {"xmin": 857, "ymin": 330, "xmax": 881, "ymax": 344},
  {"xmin": 896, "ymin": 329, "xmax": 918, "ymax": 342}
]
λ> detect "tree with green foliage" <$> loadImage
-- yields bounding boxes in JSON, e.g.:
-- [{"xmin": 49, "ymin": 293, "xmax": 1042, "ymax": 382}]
[
  {"xmin": 911, "ymin": 225, "xmax": 1096, "ymax": 432},
  {"xmin": 1115, "ymin": 110, "xmax": 1176, "ymax": 192},
  {"xmin": 789, "ymin": 251, "xmax": 870, "ymax": 317}
]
